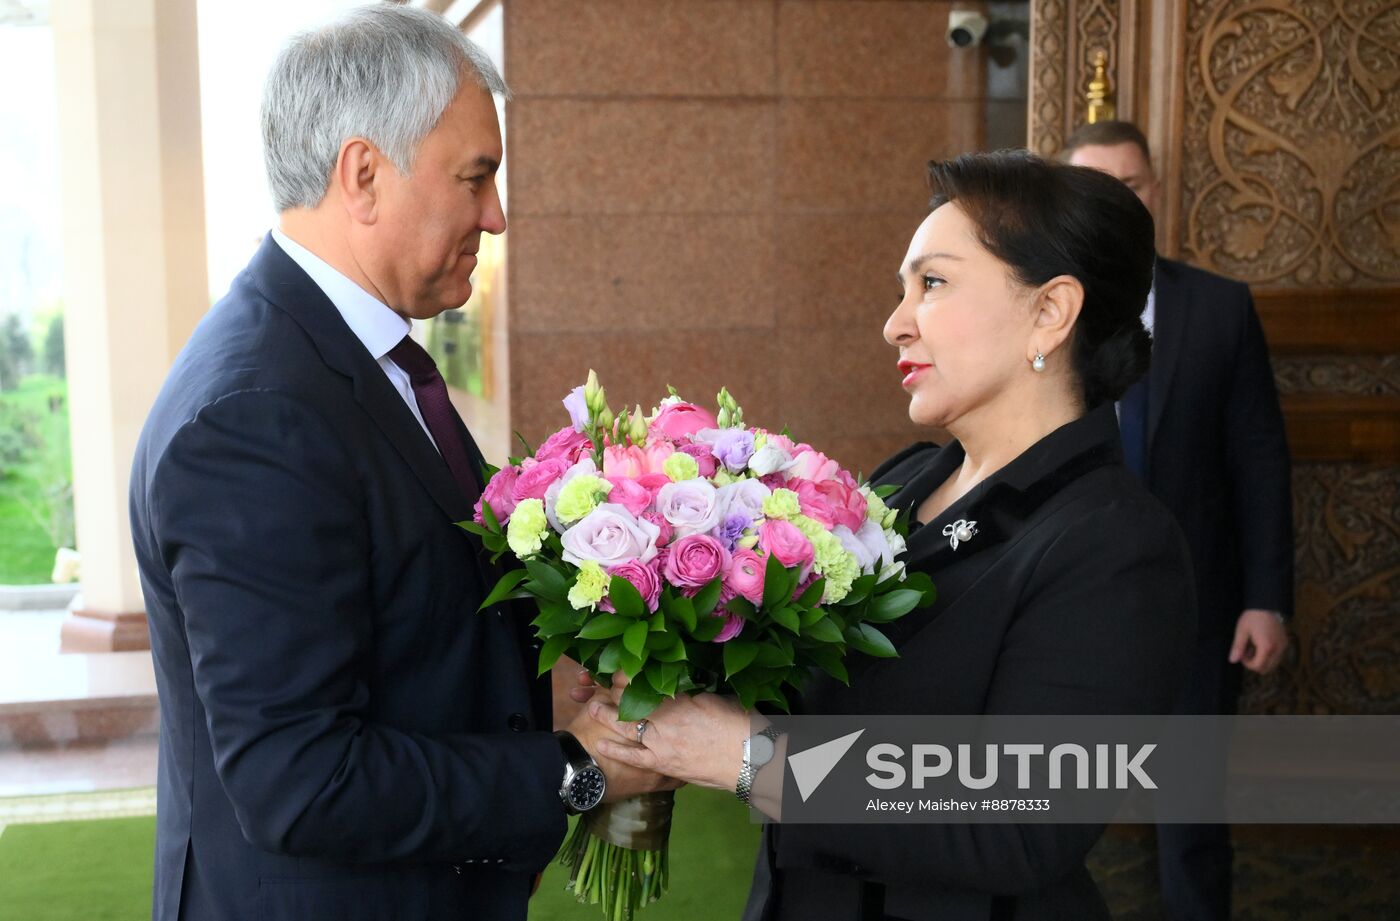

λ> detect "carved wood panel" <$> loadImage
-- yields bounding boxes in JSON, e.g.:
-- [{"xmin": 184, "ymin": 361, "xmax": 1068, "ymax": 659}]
[
  {"xmin": 1180, "ymin": 0, "xmax": 1400, "ymax": 285},
  {"xmin": 1029, "ymin": 0, "xmax": 1129, "ymax": 156}
]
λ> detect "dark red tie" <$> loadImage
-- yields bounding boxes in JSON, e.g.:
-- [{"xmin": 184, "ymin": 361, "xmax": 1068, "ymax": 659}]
[{"xmin": 387, "ymin": 335, "xmax": 481, "ymax": 506}]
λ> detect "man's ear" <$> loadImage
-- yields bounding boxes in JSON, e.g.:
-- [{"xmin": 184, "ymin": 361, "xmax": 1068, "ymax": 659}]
[
  {"xmin": 1029, "ymin": 274, "xmax": 1084, "ymax": 361},
  {"xmin": 335, "ymin": 138, "xmax": 380, "ymax": 225}
]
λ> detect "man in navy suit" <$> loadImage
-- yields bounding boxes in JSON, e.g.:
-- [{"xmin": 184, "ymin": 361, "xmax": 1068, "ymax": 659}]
[
  {"xmin": 1064, "ymin": 121, "xmax": 1294, "ymax": 921},
  {"xmin": 130, "ymin": 7, "xmax": 667, "ymax": 920}
]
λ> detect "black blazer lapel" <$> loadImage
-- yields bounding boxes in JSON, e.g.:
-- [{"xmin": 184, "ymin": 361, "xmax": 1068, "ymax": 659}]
[
  {"xmin": 1147, "ymin": 258, "xmax": 1187, "ymax": 451},
  {"xmin": 246, "ymin": 235, "xmax": 474, "ymax": 525}
]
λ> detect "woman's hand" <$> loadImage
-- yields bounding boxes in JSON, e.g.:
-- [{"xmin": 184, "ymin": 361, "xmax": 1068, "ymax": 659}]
[
  {"xmin": 551, "ymin": 656, "xmax": 602, "ymax": 731},
  {"xmin": 588, "ymin": 679, "xmax": 752, "ymax": 793}
]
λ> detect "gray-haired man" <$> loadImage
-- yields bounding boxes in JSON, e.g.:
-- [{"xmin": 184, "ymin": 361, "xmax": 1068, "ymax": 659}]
[{"xmin": 130, "ymin": 7, "xmax": 669, "ymax": 920}]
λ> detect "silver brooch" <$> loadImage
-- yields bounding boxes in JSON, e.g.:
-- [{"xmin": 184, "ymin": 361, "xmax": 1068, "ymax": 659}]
[{"xmin": 942, "ymin": 519, "xmax": 978, "ymax": 550}]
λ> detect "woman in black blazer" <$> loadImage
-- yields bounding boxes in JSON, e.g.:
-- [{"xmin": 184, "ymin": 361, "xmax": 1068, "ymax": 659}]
[{"xmin": 591, "ymin": 151, "xmax": 1196, "ymax": 920}]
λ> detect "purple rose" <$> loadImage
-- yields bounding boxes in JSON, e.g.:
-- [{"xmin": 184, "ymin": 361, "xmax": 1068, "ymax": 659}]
[
  {"xmin": 710, "ymin": 429, "xmax": 756, "ymax": 474},
  {"xmin": 663, "ymin": 534, "xmax": 731, "ymax": 594},
  {"xmin": 656, "ymin": 479, "xmax": 722, "ymax": 538},
  {"xmin": 715, "ymin": 479, "xmax": 771, "ymax": 526},
  {"xmin": 602, "ymin": 559, "xmax": 663, "ymax": 613},
  {"xmin": 715, "ymin": 512, "xmax": 751, "ymax": 550},
  {"xmin": 560, "ymin": 503, "xmax": 660, "ymax": 567},
  {"xmin": 563, "ymin": 386, "xmax": 590, "ymax": 432}
]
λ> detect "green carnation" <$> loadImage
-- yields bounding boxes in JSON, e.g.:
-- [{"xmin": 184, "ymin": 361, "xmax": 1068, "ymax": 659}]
[
  {"xmin": 555, "ymin": 475, "xmax": 613, "ymax": 525},
  {"xmin": 506, "ymin": 498, "xmax": 548, "ymax": 559},
  {"xmin": 790, "ymin": 516, "xmax": 858, "ymax": 604},
  {"xmin": 662, "ymin": 452, "xmax": 699, "ymax": 482},
  {"xmin": 763, "ymin": 488, "xmax": 802, "ymax": 521},
  {"xmin": 568, "ymin": 561, "xmax": 610, "ymax": 611}
]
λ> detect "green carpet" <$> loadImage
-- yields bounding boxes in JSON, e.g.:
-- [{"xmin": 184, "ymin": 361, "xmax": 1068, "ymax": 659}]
[{"xmin": 0, "ymin": 786, "xmax": 759, "ymax": 921}]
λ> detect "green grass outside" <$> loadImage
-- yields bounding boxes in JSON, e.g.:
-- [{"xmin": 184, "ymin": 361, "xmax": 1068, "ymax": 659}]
[
  {"xmin": 0, "ymin": 786, "xmax": 760, "ymax": 921},
  {"xmin": 0, "ymin": 374, "xmax": 72, "ymax": 584}
]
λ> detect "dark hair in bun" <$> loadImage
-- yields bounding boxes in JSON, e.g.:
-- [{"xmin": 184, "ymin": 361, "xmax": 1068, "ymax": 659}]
[{"xmin": 926, "ymin": 150, "xmax": 1155, "ymax": 407}]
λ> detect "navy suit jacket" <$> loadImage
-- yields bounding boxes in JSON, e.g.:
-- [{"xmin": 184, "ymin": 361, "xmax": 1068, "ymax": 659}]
[
  {"xmin": 130, "ymin": 236, "xmax": 566, "ymax": 921},
  {"xmin": 1142, "ymin": 258, "xmax": 1293, "ymax": 635}
]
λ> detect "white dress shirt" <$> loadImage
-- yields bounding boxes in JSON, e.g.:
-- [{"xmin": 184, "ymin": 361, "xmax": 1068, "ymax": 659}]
[{"xmin": 270, "ymin": 228, "xmax": 439, "ymax": 452}]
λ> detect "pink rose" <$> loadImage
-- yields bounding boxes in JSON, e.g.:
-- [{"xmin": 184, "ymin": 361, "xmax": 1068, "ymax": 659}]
[
  {"xmin": 725, "ymin": 548, "xmax": 767, "ymax": 605},
  {"xmin": 474, "ymin": 466, "xmax": 520, "ymax": 524},
  {"xmin": 536, "ymin": 425, "xmax": 593, "ymax": 465},
  {"xmin": 758, "ymin": 472, "xmax": 788, "ymax": 491},
  {"xmin": 651, "ymin": 402, "xmax": 718, "ymax": 441},
  {"xmin": 605, "ymin": 476, "xmax": 653, "ymax": 516},
  {"xmin": 679, "ymin": 442, "xmax": 718, "ymax": 479},
  {"xmin": 789, "ymin": 449, "xmax": 841, "ymax": 483},
  {"xmin": 512, "ymin": 457, "xmax": 569, "ymax": 502},
  {"xmin": 758, "ymin": 519, "xmax": 815, "ymax": 570},
  {"xmin": 711, "ymin": 610, "xmax": 745, "ymax": 644},
  {"xmin": 793, "ymin": 478, "xmax": 867, "ymax": 532},
  {"xmin": 641, "ymin": 510, "xmax": 674, "ymax": 547},
  {"xmin": 603, "ymin": 442, "xmax": 675, "ymax": 479},
  {"xmin": 664, "ymin": 534, "xmax": 731, "ymax": 594},
  {"xmin": 602, "ymin": 558, "xmax": 663, "ymax": 613},
  {"xmin": 792, "ymin": 479, "xmax": 836, "ymax": 529},
  {"xmin": 818, "ymin": 479, "xmax": 868, "ymax": 532}
]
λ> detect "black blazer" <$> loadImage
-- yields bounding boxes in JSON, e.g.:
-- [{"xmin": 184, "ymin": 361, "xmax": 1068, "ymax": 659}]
[
  {"xmin": 130, "ymin": 236, "xmax": 566, "ymax": 921},
  {"xmin": 1143, "ymin": 258, "xmax": 1292, "ymax": 632},
  {"xmin": 743, "ymin": 404, "xmax": 1196, "ymax": 921}
]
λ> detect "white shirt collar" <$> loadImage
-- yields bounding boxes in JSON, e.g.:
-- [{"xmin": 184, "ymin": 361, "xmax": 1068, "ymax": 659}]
[{"xmin": 270, "ymin": 228, "xmax": 410, "ymax": 361}]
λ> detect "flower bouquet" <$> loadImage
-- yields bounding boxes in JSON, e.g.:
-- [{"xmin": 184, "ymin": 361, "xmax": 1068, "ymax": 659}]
[{"xmin": 462, "ymin": 373, "xmax": 934, "ymax": 920}]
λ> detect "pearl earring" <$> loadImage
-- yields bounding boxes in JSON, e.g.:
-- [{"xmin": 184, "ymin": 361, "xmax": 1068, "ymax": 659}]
[{"xmin": 1032, "ymin": 352, "xmax": 1046, "ymax": 372}]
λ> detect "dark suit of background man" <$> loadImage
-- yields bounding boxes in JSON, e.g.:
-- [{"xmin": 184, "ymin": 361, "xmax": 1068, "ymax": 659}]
[
  {"xmin": 129, "ymin": 7, "xmax": 663, "ymax": 920},
  {"xmin": 1064, "ymin": 121, "xmax": 1294, "ymax": 921}
]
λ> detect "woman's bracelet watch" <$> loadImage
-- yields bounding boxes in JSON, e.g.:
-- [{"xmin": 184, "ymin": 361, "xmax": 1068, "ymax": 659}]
[{"xmin": 736, "ymin": 726, "xmax": 781, "ymax": 804}]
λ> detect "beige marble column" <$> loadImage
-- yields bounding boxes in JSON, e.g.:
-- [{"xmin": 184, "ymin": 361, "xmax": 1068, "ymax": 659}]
[{"xmin": 53, "ymin": 0, "xmax": 209, "ymax": 651}]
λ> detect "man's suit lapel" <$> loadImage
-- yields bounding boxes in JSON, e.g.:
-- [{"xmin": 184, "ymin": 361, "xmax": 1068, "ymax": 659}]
[
  {"xmin": 246, "ymin": 235, "xmax": 474, "ymax": 526},
  {"xmin": 1147, "ymin": 258, "xmax": 1186, "ymax": 451}
]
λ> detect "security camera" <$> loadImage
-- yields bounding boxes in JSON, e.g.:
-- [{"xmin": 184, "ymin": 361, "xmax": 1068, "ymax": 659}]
[{"xmin": 947, "ymin": 11, "xmax": 989, "ymax": 48}]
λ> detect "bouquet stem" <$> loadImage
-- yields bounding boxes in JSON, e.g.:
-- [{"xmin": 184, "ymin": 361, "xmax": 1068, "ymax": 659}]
[{"xmin": 559, "ymin": 790, "xmax": 675, "ymax": 920}]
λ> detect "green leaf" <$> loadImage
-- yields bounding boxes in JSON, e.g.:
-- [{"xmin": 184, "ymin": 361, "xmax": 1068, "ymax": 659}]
[
  {"xmin": 578, "ymin": 613, "xmax": 630, "ymax": 640},
  {"xmin": 477, "ymin": 568, "xmax": 532, "ymax": 611},
  {"xmin": 867, "ymin": 588, "xmax": 923, "ymax": 623},
  {"xmin": 623, "ymin": 620, "xmax": 648, "ymax": 658},
  {"xmin": 693, "ymin": 578, "xmax": 724, "ymax": 619},
  {"xmin": 797, "ymin": 577, "xmax": 826, "ymax": 609},
  {"xmin": 480, "ymin": 501, "xmax": 502, "ymax": 535},
  {"xmin": 807, "ymin": 646, "xmax": 850, "ymax": 685},
  {"xmin": 839, "ymin": 573, "xmax": 878, "ymax": 607},
  {"xmin": 762, "ymin": 554, "xmax": 792, "ymax": 610},
  {"xmin": 617, "ymin": 678, "xmax": 662, "ymax": 721},
  {"xmin": 653, "ymin": 640, "xmax": 688, "ymax": 663},
  {"xmin": 753, "ymin": 643, "xmax": 794, "ymax": 668},
  {"xmin": 799, "ymin": 607, "xmax": 826, "ymax": 628},
  {"xmin": 771, "ymin": 606, "xmax": 801, "ymax": 634},
  {"xmin": 457, "ymin": 521, "xmax": 495, "ymax": 540},
  {"xmin": 804, "ymin": 616, "xmax": 845, "ymax": 644},
  {"xmin": 847, "ymin": 623, "xmax": 898, "ymax": 658},
  {"xmin": 729, "ymin": 672, "xmax": 762, "ymax": 711},
  {"xmin": 598, "ymin": 638, "xmax": 623, "ymax": 674},
  {"xmin": 525, "ymin": 560, "xmax": 569, "ymax": 602},
  {"xmin": 620, "ymin": 648, "xmax": 647, "ymax": 678},
  {"xmin": 531, "ymin": 604, "xmax": 580, "ymax": 638},
  {"xmin": 691, "ymin": 614, "xmax": 726, "ymax": 643},
  {"xmin": 873, "ymin": 484, "xmax": 901, "ymax": 499},
  {"xmin": 648, "ymin": 611, "xmax": 666, "ymax": 632},
  {"xmin": 514, "ymin": 430, "xmax": 534, "ymax": 457},
  {"xmin": 723, "ymin": 640, "xmax": 760, "ymax": 678},
  {"xmin": 649, "ymin": 661, "xmax": 683, "ymax": 697},
  {"xmin": 608, "ymin": 576, "xmax": 647, "ymax": 620},
  {"xmin": 661, "ymin": 591, "xmax": 697, "ymax": 633},
  {"xmin": 537, "ymin": 635, "xmax": 573, "ymax": 676}
]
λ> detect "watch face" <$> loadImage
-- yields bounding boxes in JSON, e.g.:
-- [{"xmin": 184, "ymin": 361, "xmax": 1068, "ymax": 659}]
[
  {"xmin": 568, "ymin": 766, "xmax": 607, "ymax": 811},
  {"xmin": 749, "ymin": 733, "xmax": 776, "ymax": 767}
]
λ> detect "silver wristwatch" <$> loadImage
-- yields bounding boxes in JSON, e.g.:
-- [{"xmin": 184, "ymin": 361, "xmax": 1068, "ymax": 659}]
[
  {"xmin": 736, "ymin": 726, "xmax": 781, "ymax": 805},
  {"xmin": 556, "ymin": 731, "xmax": 607, "ymax": 815}
]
